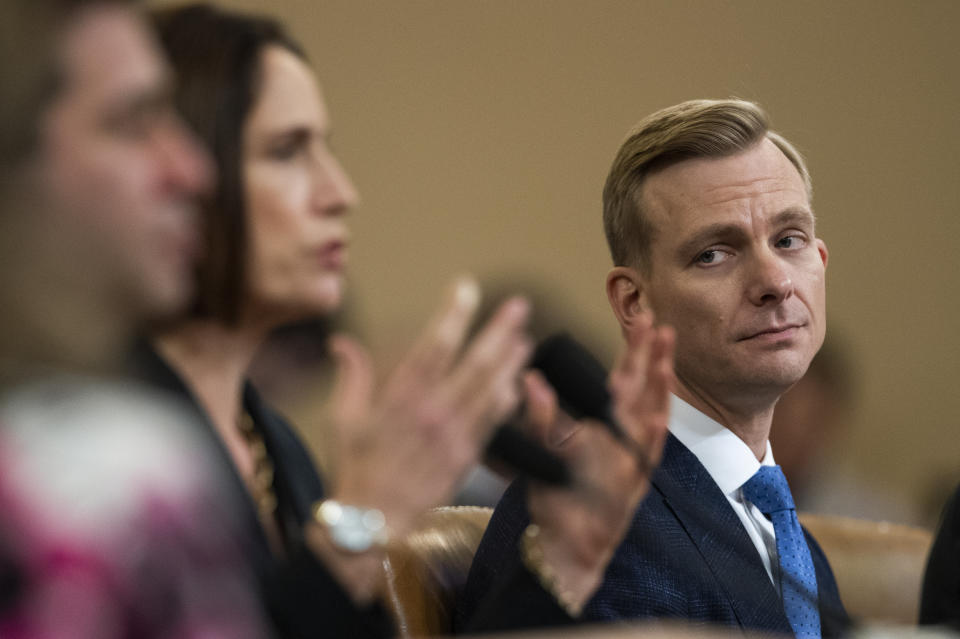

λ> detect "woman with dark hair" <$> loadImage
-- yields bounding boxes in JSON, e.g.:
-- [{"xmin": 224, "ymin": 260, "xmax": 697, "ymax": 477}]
[
  {"xmin": 143, "ymin": 3, "xmax": 675, "ymax": 637},
  {"xmin": 143, "ymin": 4, "xmax": 531, "ymax": 637}
]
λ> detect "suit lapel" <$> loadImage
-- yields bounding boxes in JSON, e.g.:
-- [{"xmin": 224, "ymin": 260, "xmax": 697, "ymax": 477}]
[
  {"xmin": 653, "ymin": 434, "xmax": 792, "ymax": 634},
  {"xmin": 805, "ymin": 527, "xmax": 850, "ymax": 636},
  {"xmin": 131, "ymin": 342, "xmax": 275, "ymax": 569}
]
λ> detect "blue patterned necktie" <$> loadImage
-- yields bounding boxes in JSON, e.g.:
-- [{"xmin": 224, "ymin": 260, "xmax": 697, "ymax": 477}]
[{"xmin": 742, "ymin": 465, "xmax": 821, "ymax": 639}]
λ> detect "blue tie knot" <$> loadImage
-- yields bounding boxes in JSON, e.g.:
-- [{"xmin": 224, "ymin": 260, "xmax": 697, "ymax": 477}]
[{"xmin": 742, "ymin": 465, "xmax": 795, "ymax": 514}]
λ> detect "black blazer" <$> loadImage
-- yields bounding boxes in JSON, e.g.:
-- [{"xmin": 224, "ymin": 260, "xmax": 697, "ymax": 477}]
[
  {"xmin": 920, "ymin": 483, "xmax": 960, "ymax": 629},
  {"xmin": 457, "ymin": 433, "xmax": 850, "ymax": 637},
  {"xmin": 133, "ymin": 344, "xmax": 393, "ymax": 639}
]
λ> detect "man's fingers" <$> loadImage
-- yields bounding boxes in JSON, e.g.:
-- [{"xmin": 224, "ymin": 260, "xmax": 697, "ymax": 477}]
[
  {"xmin": 649, "ymin": 326, "xmax": 676, "ymax": 415},
  {"xmin": 623, "ymin": 327, "xmax": 675, "ymax": 465},
  {"xmin": 329, "ymin": 334, "xmax": 375, "ymax": 425},
  {"xmin": 523, "ymin": 370, "xmax": 584, "ymax": 452},
  {"xmin": 609, "ymin": 312, "xmax": 654, "ymax": 398},
  {"xmin": 632, "ymin": 326, "xmax": 676, "ymax": 467},
  {"xmin": 634, "ymin": 326, "xmax": 675, "ymax": 425},
  {"xmin": 522, "ymin": 370, "xmax": 557, "ymax": 445},
  {"xmin": 610, "ymin": 318, "xmax": 656, "ymax": 442},
  {"xmin": 606, "ymin": 320, "xmax": 676, "ymax": 475}
]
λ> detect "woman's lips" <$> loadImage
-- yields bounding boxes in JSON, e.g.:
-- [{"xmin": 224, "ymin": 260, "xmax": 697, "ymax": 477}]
[{"xmin": 317, "ymin": 240, "xmax": 347, "ymax": 270}]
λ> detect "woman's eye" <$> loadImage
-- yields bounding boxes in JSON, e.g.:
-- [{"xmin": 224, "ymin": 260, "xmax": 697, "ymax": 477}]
[
  {"xmin": 267, "ymin": 133, "xmax": 311, "ymax": 160},
  {"xmin": 269, "ymin": 143, "xmax": 300, "ymax": 160}
]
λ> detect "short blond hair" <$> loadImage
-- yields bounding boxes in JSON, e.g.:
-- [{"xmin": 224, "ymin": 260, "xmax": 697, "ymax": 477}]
[{"xmin": 602, "ymin": 99, "xmax": 811, "ymax": 270}]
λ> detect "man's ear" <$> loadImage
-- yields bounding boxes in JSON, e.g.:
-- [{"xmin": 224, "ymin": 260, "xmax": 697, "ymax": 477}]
[
  {"xmin": 606, "ymin": 266, "xmax": 647, "ymax": 332},
  {"xmin": 816, "ymin": 238, "xmax": 829, "ymax": 270}
]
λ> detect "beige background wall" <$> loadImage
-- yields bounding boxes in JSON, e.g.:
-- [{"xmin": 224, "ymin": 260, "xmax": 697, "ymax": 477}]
[{"xmin": 159, "ymin": 0, "xmax": 960, "ymax": 523}]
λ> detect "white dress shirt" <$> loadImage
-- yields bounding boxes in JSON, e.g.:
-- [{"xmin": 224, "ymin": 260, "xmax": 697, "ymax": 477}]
[{"xmin": 668, "ymin": 394, "xmax": 781, "ymax": 592}]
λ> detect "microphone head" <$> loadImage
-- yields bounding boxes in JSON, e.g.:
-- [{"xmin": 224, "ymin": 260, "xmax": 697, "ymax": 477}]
[
  {"xmin": 483, "ymin": 333, "xmax": 612, "ymax": 488},
  {"xmin": 531, "ymin": 333, "xmax": 611, "ymax": 423}
]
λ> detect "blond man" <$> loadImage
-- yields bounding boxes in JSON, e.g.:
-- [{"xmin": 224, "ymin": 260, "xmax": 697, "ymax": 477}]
[{"xmin": 460, "ymin": 100, "xmax": 849, "ymax": 638}]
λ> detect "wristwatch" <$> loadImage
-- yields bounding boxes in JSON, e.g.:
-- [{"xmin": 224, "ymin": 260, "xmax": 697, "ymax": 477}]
[{"xmin": 312, "ymin": 499, "xmax": 389, "ymax": 553}]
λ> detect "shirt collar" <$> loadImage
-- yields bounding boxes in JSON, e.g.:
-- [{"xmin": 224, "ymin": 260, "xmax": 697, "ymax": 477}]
[{"xmin": 668, "ymin": 394, "xmax": 775, "ymax": 496}]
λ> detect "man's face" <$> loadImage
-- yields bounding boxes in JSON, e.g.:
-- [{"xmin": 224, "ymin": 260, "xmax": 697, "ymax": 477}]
[
  {"xmin": 32, "ymin": 4, "xmax": 212, "ymax": 319},
  {"xmin": 638, "ymin": 139, "xmax": 828, "ymax": 408}
]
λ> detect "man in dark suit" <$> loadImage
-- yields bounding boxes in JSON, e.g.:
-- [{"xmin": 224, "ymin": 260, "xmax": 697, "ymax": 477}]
[
  {"xmin": 920, "ymin": 484, "xmax": 960, "ymax": 629},
  {"xmin": 459, "ymin": 99, "xmax": 849, "ymax": 637}
]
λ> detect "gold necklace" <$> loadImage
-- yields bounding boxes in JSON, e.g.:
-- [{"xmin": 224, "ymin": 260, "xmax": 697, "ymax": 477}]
[{"xmin": 237, "ymin": 410, "xmax": 278, "ymax": 517}]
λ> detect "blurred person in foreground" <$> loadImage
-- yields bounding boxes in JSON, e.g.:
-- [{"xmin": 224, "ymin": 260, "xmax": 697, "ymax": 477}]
[
  {"xmin": 143, "ymin": 4, "xmax": 675, "ymax": 636},
  {"xmin": 460, "ymin": 99, "xmax": 850, "ymax": 638},
  {"xmin": 0, "ymin": 0, "xmax": 271, "ymax": 636}
]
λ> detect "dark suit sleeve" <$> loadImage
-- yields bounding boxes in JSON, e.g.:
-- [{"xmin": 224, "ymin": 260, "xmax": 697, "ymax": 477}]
[
  {"xmin": 266, "ymin": 545, "xmax": 395, "ymax": 639},
  {"xmin": 920, "ymin": 485, "xmax": 960, "ymax": 629},
  {"xmin": 456, "ymin": 479, "xmax": 578, "ymax": 633},
  {"xmin": 252, "ymin": 397, "xmax": 396, "ymax": 639},
  {"xmin": 459, "ymin": 561, "xmax": 575, "ymax": 634}
]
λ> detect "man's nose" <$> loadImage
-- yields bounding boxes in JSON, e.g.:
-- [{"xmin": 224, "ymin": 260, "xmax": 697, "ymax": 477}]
[
  {"xmin": 156, "ymin": 115, "xmax": 215, "ymax": 197},
  {"xmin": 746, "ymin": 248, "xmax": 793, "ymax": 306}
]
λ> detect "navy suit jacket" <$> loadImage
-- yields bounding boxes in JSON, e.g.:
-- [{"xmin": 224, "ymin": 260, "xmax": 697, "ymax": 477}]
[
  {"xmin": 457, "ymin": 433, "xmax": 850, "ymax": 636},
  {"xmin": 920, "ymin": 483, "xmax": 960, "ymax": 629}
]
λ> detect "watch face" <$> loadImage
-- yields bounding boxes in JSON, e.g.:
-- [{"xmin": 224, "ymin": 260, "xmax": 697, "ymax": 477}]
[
  {"xmin": 315, "ymin": 500, "xmax": 387, "ymax": 553},
  {"xmin": 331, "ymin": 524, "xmax": 374, "ymax": 552}
]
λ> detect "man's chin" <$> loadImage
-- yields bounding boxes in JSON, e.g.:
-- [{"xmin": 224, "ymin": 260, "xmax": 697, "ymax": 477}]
[
  {"xmin": 743, "ymin": 360, "xmax": 811, "ymax": 395},
  {"xmin": 136, "ymin": 275, "xmax": 194, "ymax": 328},
  {"xmin": 709, "ymin": 349, "xmax": 810, "ymax": 395}
]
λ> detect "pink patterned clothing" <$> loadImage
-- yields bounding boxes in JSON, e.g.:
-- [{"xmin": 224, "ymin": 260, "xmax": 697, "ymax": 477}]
[{"xmin": 0, "ymin": 377, "xmax": 273, "ymax": 639}]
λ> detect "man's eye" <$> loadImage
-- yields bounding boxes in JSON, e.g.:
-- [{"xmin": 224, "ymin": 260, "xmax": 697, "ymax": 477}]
[
  {"xmin": 103, "ymin": 101, "xmax": 174, "ymax": 140},
  {"xmin": 776, "ymin": 235, "xmax": 806, "ymax": 249},
  {"xmin": 107, "ymin": 114, "xmax": 154, "ymax": 139},
  {"xmin": 696, "ymin": 249, "xmax": 729, "ymax": 265}
]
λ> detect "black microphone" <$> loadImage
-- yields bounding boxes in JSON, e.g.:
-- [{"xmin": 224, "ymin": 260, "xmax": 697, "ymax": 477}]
[
  {"xmin": 531, "ymin": 333, "xmax": 651, "ymax": 473},
  {"xmin": 484, "ymin": 424, "xmax": 571, "ymax": 486},
  {"xmin": 483, "ymin": 332, "xmax": 648, "ymax": 486},
  {"xmin": 480, "ymin": 334, "xmax": 595, "ymax": 487},
  {"xmin": 530, "ymin": 333, "xmax": 614, "ymax": 425}
]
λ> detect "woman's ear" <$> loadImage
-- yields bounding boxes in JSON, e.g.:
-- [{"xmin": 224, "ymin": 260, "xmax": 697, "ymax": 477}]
[{"xmin": 606, "ymin": 266, "xmax": 647, "ymax": 333}]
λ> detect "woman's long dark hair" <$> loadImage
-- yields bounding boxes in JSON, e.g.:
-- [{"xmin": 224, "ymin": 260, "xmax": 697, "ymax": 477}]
[{"xmin": 152, "ymin": 3, "xmax": 307, "ymax": 324}]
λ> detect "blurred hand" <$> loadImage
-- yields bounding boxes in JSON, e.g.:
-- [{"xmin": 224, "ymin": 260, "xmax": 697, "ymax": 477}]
[
  {"xmin": 524, "ymin": 312, "xmax": 674, "ymax": 612},
  {"xmin": 325, "ymin": 276, "xmax": 530, "ymax": 537}
]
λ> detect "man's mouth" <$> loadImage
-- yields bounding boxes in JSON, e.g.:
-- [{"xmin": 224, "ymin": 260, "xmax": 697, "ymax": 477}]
[{"xmin": 738, "ymin": 323, "xmax": 804, "ymax": 341}]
